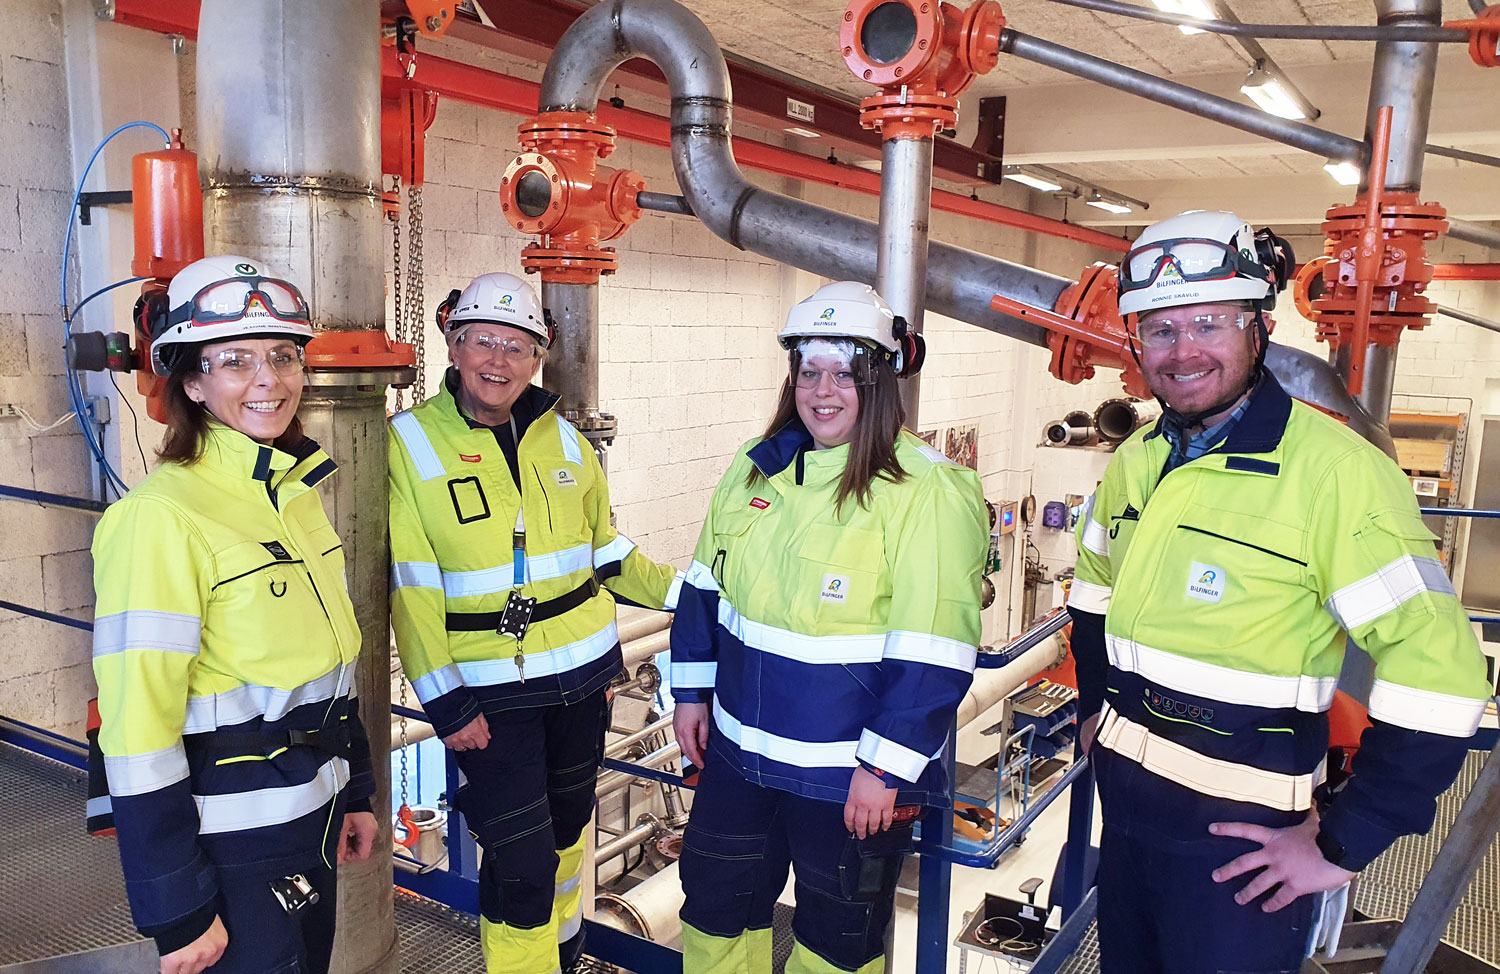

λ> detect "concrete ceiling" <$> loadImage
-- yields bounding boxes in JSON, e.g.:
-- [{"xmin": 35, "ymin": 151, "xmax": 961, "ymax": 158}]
[{"xmin": 671, "ymin": 0, "xmax": 1500, "ymax": 226}]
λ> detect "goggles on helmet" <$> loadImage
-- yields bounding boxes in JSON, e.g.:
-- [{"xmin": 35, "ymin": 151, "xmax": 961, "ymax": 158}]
[
  {"xmin": 1119, "ymin": 237, "xmax": 1270, "ymax": 296},
  {"xmin": 790, "ymin": 338, "xmax": 878, "ymax": 389},
  {"xmin": 168, "ymin": 276, "xmax": 311, "ymax": 328}
]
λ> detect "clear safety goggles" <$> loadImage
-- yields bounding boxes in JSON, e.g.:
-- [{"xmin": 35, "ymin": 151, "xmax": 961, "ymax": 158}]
[
  {"xmin": 790, "ymin": 338, "xmax": 878, "ymax": 389},
  {"xmin": 1119, "ymin": 237, "xmax": 1269, "ymax": 296},
  {"xmin": 1134, "ymin": 309, "xmax": 1251, "ymax": 350},
  {"xmin": 454, "ymin": 330, "xmax": 541, "ymax": 362},
  {"xmin": 170, "ymin": 277, "xmax": 311, "ymax": 327},
  {"xmin": 200, "ymin": 342, "xmax": 305, "ymax": 378}
]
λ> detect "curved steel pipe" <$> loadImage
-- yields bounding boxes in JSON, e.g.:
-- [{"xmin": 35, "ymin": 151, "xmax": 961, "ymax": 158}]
[
  {"xmin": 538, "ymin": 0, "xmax": 1392, "ymax": 447},
  {"xmin": 1449, "ymin": 219, "xmax": 1500, "ymax": 252},
  {"xmin": 1048, "ymin": 0, "xmax": 1468, "ymax": 43}
]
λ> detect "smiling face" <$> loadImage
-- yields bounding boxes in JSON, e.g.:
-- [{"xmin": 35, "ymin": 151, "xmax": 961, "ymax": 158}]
[
  {"xmin": 183, "ymin": 337, "xmax": 305, "ymax": 444},
  {"xmin": 1138, "ymin": 301, "xmax": 1261, "ymax": 424},
  {"xmin": 449, "ymin": 322, "xmax": 543, "ymax": 425},
  {"xmin": 793, "ymin": 349, "xmax": 862, "ymax": 449}
]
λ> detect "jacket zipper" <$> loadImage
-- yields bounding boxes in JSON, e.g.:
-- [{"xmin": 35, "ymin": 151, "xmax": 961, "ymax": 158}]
[{"xmin": 531, "ymin": 463, "xmax": 554, "ymax": 533}]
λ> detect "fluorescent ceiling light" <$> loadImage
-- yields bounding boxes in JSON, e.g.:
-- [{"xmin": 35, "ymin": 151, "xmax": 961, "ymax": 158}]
[
  {"xmin": 1324, "ymin": 161, "xmax": 1361, "ymax": 186},
  {"xmin": 1004, "ymin": 171, "xmax": 1064, "ymax": 193},
  {"xmin": 783, "ymin": 126, "xmax": 821, "ymax": 139},
  {"xmin": 1150, "ymin": 0, "xmax": 1215, "ymax": 35},
  {"xmin": 1086, "ymin": 197, "xmax": 1133, "ymax": 215},
  {"xmin": 1241, "ymin": 67, "xmax": 1307, "ymax": 120}
]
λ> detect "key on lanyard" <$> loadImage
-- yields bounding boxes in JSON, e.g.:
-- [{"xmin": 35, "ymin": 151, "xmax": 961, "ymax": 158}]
[{"xmin": 511, "ymin": 508, "xmax": 528, "ymax": 682}]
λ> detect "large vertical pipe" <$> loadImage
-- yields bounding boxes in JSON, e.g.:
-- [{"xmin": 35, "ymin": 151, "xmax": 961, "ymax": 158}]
[
  {"xmin": 196, "ymin": 2, "xmax": 397, "ymax": 972},
  {"xmin": 543, "ymin": 281, "xmax": 606, "ymax": 454},
  {"xmin": 1342, "ymin": 0, "xmax": 1442, "ymax": 423},
  {"xmin": 875, "ymin": 137, "xmax": 935, "ymax": 426}
]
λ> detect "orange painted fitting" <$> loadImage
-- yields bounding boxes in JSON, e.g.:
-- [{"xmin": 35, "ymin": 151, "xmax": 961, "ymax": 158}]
[
  {"xmin": 500, "ymin": 111, "xmax": 646, "ymax": 285},
  {"xmin": 130, "ymin": 130, "xmax": 203, "ymax": 282},
  {"xmin": 991, "ymin": 263, "xmax": 1148, "ymax": 399},
  {"xmin": 406, "ymin": 0, "xmax": 457, "ymax": 38},
  {"xmin": 1446, "ymin": 6, "xmax": 1500, "ymax": 68},
  {"xmin": 842, "ymin": 0, "xmax": 1004, "ymax": 138},
  {"xmin": 382, "ymin": 88, "xmax": 438, "ymax": 185},
  {"xmin": 303, "ymin": 330, "xmax": 417, "ymax": 371}
]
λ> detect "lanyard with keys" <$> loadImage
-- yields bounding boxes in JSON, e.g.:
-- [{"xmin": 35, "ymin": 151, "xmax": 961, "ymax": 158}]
[{"xmin": 496, "ymin": 506, "xmax": 537, "ymax": 682}]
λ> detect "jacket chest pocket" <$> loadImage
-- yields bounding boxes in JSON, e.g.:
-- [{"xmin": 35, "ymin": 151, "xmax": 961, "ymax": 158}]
[
  {"xmin": 525, "ymin": 461, "xmax": 592, "ymax": 547},
  {"xmin": 1166, "ymin": 506, "xmax": 1308, "ymax": 620},
  {"xmin": 208, "ymin": 541, "xmax": 328, "ymax": 666},
  {"xmin": 798, "ymin": 523, "xmax": 886, "ymax": 626}
]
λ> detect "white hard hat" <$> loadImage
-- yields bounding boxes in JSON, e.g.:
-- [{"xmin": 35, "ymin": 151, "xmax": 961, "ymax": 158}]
[
  {"xmin": 439, "ymin": 272, "xmax": 550, "ymax": 346},
  {"xmin": 152, "ymin": 255, "xmax": 314, "ymax": 375},
  {"xmin": 779, "ymin": 281, "xmax": 903, "ymax": 353},
  {"xmin": 1117, "ymin": 210, "xmax": 1273, "ymax": 317}
]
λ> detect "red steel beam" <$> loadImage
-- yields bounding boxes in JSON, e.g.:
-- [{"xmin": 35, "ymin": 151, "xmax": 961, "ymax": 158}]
[
  {"xmin": 108, "ymin": 0, "xmax": 1127, "ymax": 253},
  {"xmin": 1432, "ymin": 263, "xmax": 1500, "ymax": 280}
]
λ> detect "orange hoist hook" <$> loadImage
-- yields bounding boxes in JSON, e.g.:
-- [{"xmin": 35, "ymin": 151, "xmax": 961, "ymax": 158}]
[{"xmin": 395, "ymin": 803, "xmax": 421, "ymax": 850}]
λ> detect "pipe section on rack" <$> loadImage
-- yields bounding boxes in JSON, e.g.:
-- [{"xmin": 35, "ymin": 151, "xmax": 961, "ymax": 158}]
[
  {"xmin": 595, "ymin": 861, "xmax": 684, "ymax": 944},
  {"xmin": 1048, "ymin": 0, "xmax": 1468, "ymax": 42},
  {"xmin": 1448, "ymin": 219, "xmax": 1500, "ymax": 252},
  {"xmin": 995, "ymin": 30, "xmax": 1364, "ymax": 163},
  {"xmin": 956, "ymin": 633, "xmax": 1068, "ymax": 728},
  {"xmin": 197, "ymin": 3, "xmax": 396, "ymax": 970}
]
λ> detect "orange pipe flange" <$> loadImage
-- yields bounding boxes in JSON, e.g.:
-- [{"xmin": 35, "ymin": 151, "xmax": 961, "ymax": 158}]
[
  {"xmin": 303, "ymin": 330, "xmax": 417, "ymax": 371},
  {"xmin": 1445, "ymin": 6, "xmax": 1500, "ymax": 68},
  {"xmin": 500, "ymin": 111, "xmax": 646, "ymax": 285},
  {"xmin": 381, "ymin": 88, "xmax": 438, "ymax": 185},
  {"xmin": 1292, "ymin": 254, "xmax": 1333, "ymax": 323},
  {"xmin": 841, "ymin": 0, "xmax": 1004, "ymax": 138}
]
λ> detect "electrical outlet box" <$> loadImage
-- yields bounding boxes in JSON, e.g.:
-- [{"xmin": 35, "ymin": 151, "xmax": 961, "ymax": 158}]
[{"xmin": 0, "ymin": 403, "xmax": 22, "ymax": 418}]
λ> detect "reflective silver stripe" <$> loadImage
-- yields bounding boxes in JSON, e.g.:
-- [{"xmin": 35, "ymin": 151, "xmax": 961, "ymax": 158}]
[
  {"xmin": 911, "ymin": 440, "xmax": 956, "ymax": 466},
  {"xmin": 195, "ymin": 758, "xmax": 350, "ymax": 834},
  {"xmin": 671, "ymin": 661, "xmax": 717, "ymax": 688},
  {"xmin": 1067, "ymin": 579, "xmax": 1112, "ymax": 614},
  {"xmin": 684, "ymin": 560, "xmax": 719, "ymax": 594},
  {"xmin": 391, "ymin": 410, "xmax": 445, "ymax": 481},
  {"xmin": 712, "ymin": 697, "xmax": 858, "ymax": 768},
  {"xmin": 718, "ymin": 599, "xmax": 885, "ymax": 665},
  {"xmin": 555, "ymin": 874, "xmax": 582, "ymax": 898},
  {"xmin": 593, "ymin": 534, "xmax": 636, "ymax": 569},
  {"xmin": 92, "ymin": 610, "xmax": 201, "ymax": 659},
  {"xmin": 181, "ymin": 664, "xmax": 353, "ymax": 734},
  {"xmin": 557, "ymin": 415, "xmax": 584, "ymax": 465},
  {"xmin": 855, "ymin": 728, "xmax": 932, "ymax": 782},
  {"xmin": 391, "ymin": 561, "xmax": 442, "ymax": 591},
  {"xmin": 442, "ymin": 543, "xmax": 593, "ymax": 598},
  {"xmin": 557, "ymin": 911, "xmax": 582, "ymax": 945},
  {"xmin": 1106, "ymin": 635, "xmax": 1337, "ymax": 712},
  {"xmin": 1081, "ymin": 517, "xmax": 1110, "ymax": 557},
  {"xmin": 86, "ymin": 795, "xmax": 112, "ymax": 820},
  {"xmin": 1367, "ymin": 679, "xmax": 1487, "ymax": 737},
  {"xmin": 882, "ymin": 630, "xmax": 976, "ymax": 673},
  {"xmin": 1095, "ymin": 702, "xmax": 1322, "ymax": 811},
  {"xmin": 1325, "ymin": 554, "xmax": 1456, "ymax": 631},
  {"xmin": 456, "ymin": 620, "xmax": 619, "ymax": 686},
  {"xmin": 105, "ymin": 743, "xmax": 189, "ymax": 796},
  {"xmin": 663, "ymin": 570, "xmax": 686, "ymax": 611},
  {"xmin": 410, "ymin": 664, "xmax": 465, "ymax": 705}
]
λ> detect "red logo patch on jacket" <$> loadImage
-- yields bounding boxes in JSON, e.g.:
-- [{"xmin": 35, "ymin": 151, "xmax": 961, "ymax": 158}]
[
  {"xmin": 750, "ymin": 498, "xmax": 770, "ymax": 509},
  {"xmin": 459, "ymin": 453, "xmax": 482, "ymax": 463}
]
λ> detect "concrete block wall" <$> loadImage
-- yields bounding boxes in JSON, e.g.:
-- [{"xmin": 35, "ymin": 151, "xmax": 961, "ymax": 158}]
[{"xmin": 0, "ymin": 0, "xmax": 97, "ymax": 738}]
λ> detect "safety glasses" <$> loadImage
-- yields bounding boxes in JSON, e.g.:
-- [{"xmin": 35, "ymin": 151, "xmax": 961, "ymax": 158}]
[
  {"xmin": 1134, "ymin": 310, "xmax": 1251, "ymax": 350},
  {"xmin": 790, "ymin": 340, "xmax": 877, "ymax": 389},
  {"xmin": 1119, "ymin": 237, "xmax": 1269, "ymax": 295},
  {"xmin": 169, "ymin": 277, "xmax": 311, "ymax": 327},
  {"xmin": 200, "ymin": 343, "xmax": 305, "ymax": 378},
  {"xmin": 455, "ymin": 331, "xmax": 541, "ymax": 362}
]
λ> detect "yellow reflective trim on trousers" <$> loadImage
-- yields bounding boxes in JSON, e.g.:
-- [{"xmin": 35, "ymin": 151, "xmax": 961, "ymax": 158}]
[
  {"xmin": 681, "ymin": 923, "xmax": 775, "ymax": 974},
  {"xmin": 554, "ymin": 833, "xmax": 586, "ymax": 943},
  {"xmin": 479, "ymin": 915, "xmax": 559, "ymax": 974},
  {"xmin": 785, "ymin": 939, "xmax": 884, "ymax": 974},
  {"xmin": 213, "ymin": 746, "xmax": 290, "ymax": 766}
]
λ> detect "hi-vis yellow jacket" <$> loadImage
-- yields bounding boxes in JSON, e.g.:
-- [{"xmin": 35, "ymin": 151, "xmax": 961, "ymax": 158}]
[
  {"xmin": 91, "ymin": 425, "xmax": 373, "ymax": 953},
  {"xmin": 389, "ymin": 380, "xmax": 679, "ymax": 736},
  {"xmin": 1070, "ymin": 373, "xmax": 1490, "ymax": 869},
  {"xmin": 669, "ymin": 422, "xmax": 989, "ymax": 806}
]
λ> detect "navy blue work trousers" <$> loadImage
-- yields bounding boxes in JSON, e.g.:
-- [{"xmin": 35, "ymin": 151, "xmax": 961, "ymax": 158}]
[
  {"xmin": 678, "ymin": 753, "xmax": 914, "ymax": 972},
  {"xmin": 1095, "ymin": 825, "xmax": 1315, "ymax": 974},
  {"xmin": 207, "ymin": 862, "xmax": 337, "ymax": 974}
]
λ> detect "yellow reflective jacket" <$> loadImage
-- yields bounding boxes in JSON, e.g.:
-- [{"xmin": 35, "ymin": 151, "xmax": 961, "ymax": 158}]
[
  {"xmin": 91, "ymin": 424, "xmax": 372, "ymax": 950},
  {"xmin": 1070, "ymin": 373, "xmax": 1490, "ymax": 868},
  {"xmin": 670, "ymin": 422, "xmax": 989, "ymax": 806},
  {"xmin": 389, "ymin": 379, "xmax": 678, "ymax": 736}
]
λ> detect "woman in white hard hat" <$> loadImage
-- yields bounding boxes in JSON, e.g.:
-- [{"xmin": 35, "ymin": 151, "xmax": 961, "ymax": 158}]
[
  {"xmin": 670, "ymin": 281, "xmax": 990, "ymax": 974},
  {"xmin": 91, "ymin": 256, "xmax": 377, "ymax": 974},
  {"xmin": 387, "ymin": 272, "xmax": 680, "ymax": 974}
]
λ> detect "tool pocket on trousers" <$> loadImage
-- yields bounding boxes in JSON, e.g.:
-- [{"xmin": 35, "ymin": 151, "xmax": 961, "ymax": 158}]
[{"xmin": 838, "ymin": 822, "xmax": 915, "ymax": 901}]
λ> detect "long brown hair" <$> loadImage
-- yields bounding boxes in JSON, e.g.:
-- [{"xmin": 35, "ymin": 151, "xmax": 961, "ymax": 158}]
[
  {"xmin": 748, "ymin": 349, "xmax": 908, "ymax": 514},
  {"xmin": 156, "ymin": 350, "xmax": 305, "ymax": 465}
]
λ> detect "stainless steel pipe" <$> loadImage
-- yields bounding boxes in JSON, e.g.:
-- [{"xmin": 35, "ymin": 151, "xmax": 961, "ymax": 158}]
[
  {"xmin": 604, "ymin": 713, "xmax": 675, "ymax": 759},
  {"xmin": 996, "ymin": 30, "xmax": 1364, "ymax": 163},
  {"xmin": 1048, "ymin": 0, "xmax": 1468, "ymax": 42},
  {"xmin": 595, "ymin": 820, "xmax": 660, "ymax": 865},
  {"xmin": 543, "ymin": 281, "xmax": 605, "ymax": 437},
  {"xmin": 1437, "ymin": 304, "xmax": 1500, "ymax": 334},
  {"xmin": 197, "ymin": 2, "xmax": 396, "ymax": 971},
  {"xmin": 597, "ymin": 740, "xmax": 682, "ymax": 800},
  {"xmin": 1448, "ymin": 219, "xmax": 1500, "ymax": 252},
  {"xmin": 875, "ymin": 136, "xmax": 936, "ymax": 425}
]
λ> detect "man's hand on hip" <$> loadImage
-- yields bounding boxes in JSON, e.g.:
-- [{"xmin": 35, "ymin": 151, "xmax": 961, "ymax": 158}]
[{"xmin": 1209, "ymin": 811, "xmax": 1357, "ymax": 912}]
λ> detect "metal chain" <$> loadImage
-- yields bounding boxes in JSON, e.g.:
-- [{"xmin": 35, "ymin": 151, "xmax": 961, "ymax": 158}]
[
  {"xmin": 407, "ymin": 182, "xmax": 427, "ymax": 402},
  {"xmin": 398, "ymin": 661, "xmax": 411, "ymax": 811},
  {"xmin": 390, "ymin": 176, "xmax": 406, "ymax": 412}
]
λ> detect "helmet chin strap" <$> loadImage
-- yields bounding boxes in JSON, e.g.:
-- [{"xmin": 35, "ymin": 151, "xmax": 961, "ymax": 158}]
[{"xmin": 1138, "ymin": 307, "xmax": 1270, "ymax": 435}]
